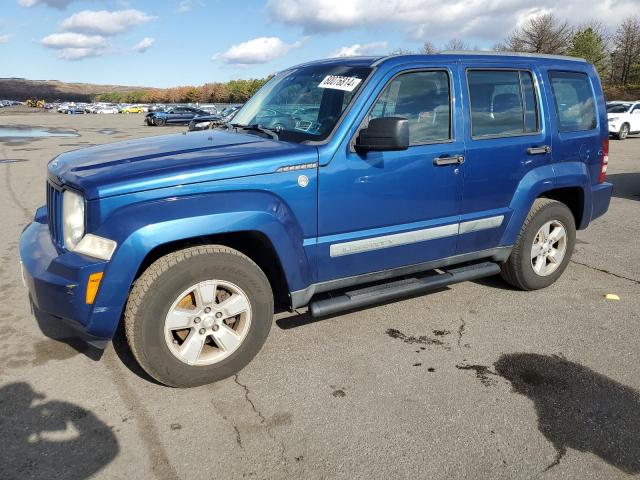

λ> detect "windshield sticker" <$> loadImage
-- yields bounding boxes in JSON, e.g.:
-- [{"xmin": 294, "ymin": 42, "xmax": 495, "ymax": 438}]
[{"xmin": 318, "ymin": 75, "xmax": 362, "ymax": 92}]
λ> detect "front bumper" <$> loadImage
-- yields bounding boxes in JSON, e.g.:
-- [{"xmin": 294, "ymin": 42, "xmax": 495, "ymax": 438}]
[{"xmin": 19, "ymin": 207, "xmax": 110, "ymax": 339}]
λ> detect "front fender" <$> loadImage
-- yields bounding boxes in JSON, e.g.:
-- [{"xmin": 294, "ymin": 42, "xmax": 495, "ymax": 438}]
[
  {"xmin": 500, "ymin": 162, "xmax": 590, "ymax": 246},
  {"xmin": 86, "ymin": 191, "xmax": 312, "ymax": 338}
]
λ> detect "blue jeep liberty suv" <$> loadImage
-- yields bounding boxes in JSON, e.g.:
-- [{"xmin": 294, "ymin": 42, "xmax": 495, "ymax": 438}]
[{"xmin": 20, "ymin": 53, "xmax": 613, "ymax": 387}]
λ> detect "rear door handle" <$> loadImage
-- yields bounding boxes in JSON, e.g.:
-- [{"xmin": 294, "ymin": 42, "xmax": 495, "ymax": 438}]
[
  {"xmin": 527, "ymin": 145, "xmax": 551, "ymax": 155},
  {"xmin": 433, "ymin": 155, "xmax": 464, "ymax": 166}
]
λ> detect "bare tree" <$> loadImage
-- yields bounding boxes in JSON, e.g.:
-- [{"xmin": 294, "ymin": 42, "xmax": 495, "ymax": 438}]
[
  {"xmin": 500, "ymin": 14, "xmax": 573, "ymax": 54},
  {"xmin": 443, "ymin": 38, "xmax": 470, "ymax": 51},
  {"xmin": 390, "ymin": 47, "xmax": 414, "ymax": 55},
  {"xmin": 421, "ymin": 41, "xmax": 437, "ymax": 54},
  {"xmin": 610, "ymin": 15, "xmax": 640, "ymax": 85},
  {"xmin": 419, "ymin": 39, "xmax": 479, "ymax": 54}
]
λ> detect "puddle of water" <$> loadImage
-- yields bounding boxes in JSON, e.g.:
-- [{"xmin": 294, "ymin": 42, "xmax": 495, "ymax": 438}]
[
  {"xmin": 0, "ymin": 159, "xmax": 28, "ymax": 164},
  {"xmin": 0, "ymin": 126, "xmax": 79, "ymax": 138}
]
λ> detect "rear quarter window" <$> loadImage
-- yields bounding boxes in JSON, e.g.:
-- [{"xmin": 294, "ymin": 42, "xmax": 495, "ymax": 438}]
[{"xmin": 549, "ymin": 71, "xmax": 597, "ymax": 132}]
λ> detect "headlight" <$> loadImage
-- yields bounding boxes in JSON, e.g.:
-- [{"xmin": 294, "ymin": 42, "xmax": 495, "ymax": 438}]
[
  {"xmin": 608, "ymin": 116, "xmax": 619, "ymax": 121},
  {"xmin": 62, "ymin": 190, "xmax": 85, "ymax": 249}
]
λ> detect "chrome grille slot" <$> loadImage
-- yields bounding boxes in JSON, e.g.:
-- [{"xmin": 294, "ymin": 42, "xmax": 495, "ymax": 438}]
[{"xmin": 46, "ymin": 181, "xmax": 63, "ymax": 247}]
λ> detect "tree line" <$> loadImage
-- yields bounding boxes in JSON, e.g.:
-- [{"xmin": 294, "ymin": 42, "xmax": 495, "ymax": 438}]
[
  {"xmin": 95, "ymin": 78, "xmax": 269, "ymax": 104},
  {"xmin": 408, "ymin": 14, "xmax": 640, "ymax": 98}
]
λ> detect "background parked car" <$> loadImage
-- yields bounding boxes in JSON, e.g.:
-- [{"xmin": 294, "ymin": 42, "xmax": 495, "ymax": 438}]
[
  {"xmin": 146, "ymin": 106, "xmax": 208, "ymax": 126},
  {"xmin": 96, "ymin": 106, "xmax": 119, "ymax": 114},
  {"xmin": 187, "ymin": 105, "xmax": 242, "ymax": 131},
  {"xmin": 607, "ymin": 100, "xmax": 640, "ymax": 139},
  {"xmin": 121, "ymin": 105, "xmax": 144, "ymax": 114}
]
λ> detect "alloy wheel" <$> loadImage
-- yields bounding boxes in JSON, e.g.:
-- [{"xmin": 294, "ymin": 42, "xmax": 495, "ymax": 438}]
[
  {"xmin": 164, "ymin": 280, "xmax": 252, "ymax": 365},
  {"xmin": 530, "ymin": 220, "xmax": 567, "ymax": 277}
]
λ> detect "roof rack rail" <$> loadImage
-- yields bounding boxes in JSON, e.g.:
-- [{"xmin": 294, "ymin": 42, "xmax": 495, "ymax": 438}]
[{"xmin": 439, "ymin": 50, "xmax": 587, "ymax": 62}]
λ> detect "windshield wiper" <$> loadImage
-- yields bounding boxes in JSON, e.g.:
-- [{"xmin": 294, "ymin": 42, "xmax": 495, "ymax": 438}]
[{"xmin": 230, "ymin": 123, "xmax": 279, "ymax": 140}]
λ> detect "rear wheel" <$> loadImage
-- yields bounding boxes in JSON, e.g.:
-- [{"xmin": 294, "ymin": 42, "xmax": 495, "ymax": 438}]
[
  {"xmin": 124, "ymin": 245, "xmax": 274, "ymax": 387},
  {"xmin": 500, "ymin": 199, "xmax": 575, "ymax": 290},
  {"xmin": 617, "ymin": 123, "xmax": 630, "ymax": 140}
]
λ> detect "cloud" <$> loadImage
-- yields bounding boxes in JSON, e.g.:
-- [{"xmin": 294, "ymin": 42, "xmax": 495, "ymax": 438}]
[
  {"xmin": 267, "ymin": 0, "xmax": 639, "ymax": 40},
  {"xmin": 133, "ymin": 37, "xmax": 154, "ymax": 53},
  {"xmin": 330, "ymin": 41, "xmax": 388, "ymax": 57},
  {"xmin": 18, "ymin": 0, "xmax": 75, "ymax": 8},
  {"xmin": 40, "ymin": 32, "xmax": 108, "ymax": 60},
  {"xmin": 60, "ymin": 9, "xmax": 157, "ymax": 36},
  {"xmin": 0, "ymin": 34, "xmax": 12, "ymax": 44},
  {"xmin": 214, "ymin": 36, "xmax": 303, "ymax": 65},
  {"xmin": 177, "ymin": 0, "xmax": 204, "ymax": 13}
]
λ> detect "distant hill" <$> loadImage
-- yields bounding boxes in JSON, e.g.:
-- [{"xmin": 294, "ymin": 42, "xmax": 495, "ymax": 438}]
[{"xmin": 0, "ymin": 78, "xmax": 150, "ymax": 102}]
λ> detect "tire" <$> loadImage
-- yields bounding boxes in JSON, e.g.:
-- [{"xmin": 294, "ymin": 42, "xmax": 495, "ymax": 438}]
[
  {"xmin": 155, "ymin": 117, "xmax": 166, "ymax": 126},
  {"xmin": 500, "ymin": 198, "xmax": 576, "ymax": 291},
  {"xmin": 124, "ymin": 245, "xmax": 274, "ymax": 387},
  {"xmin": 616, "ymin": 123, "xmax": 629, "ymax": 140}
]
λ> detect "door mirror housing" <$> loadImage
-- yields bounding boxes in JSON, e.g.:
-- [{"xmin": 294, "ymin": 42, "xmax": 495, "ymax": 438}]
[{"xmin": 355, "ymin": 117, "xmax": 410, "ymax": 152}]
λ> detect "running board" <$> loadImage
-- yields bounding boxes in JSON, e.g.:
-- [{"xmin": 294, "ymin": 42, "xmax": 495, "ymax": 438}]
[{"xmin": 308, "ymin": 261, "xmax": 501, "ymax": 317}]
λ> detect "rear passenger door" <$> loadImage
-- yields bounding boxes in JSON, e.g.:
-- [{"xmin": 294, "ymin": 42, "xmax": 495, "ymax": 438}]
[{"xmin": 457, "ymin": 64, "xmax": 551, "ymax": 255}]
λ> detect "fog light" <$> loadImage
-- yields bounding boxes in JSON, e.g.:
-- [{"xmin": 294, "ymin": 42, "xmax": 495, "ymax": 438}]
[
  {"xmin": 74, "ymin": 234, "xmax": 117, "ymax": 261},
  {"xmin": 86, "ymin": 272, "xmax": 104, "ymax": 304}
]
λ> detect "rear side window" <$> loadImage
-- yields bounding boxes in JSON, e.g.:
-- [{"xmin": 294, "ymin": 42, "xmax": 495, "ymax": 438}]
[
  {"xmin": 368, "ymin": 70, "xmax": 451, "ymax": 145},
  {"xmin": 549, "ymin": 71, "xmax": 596, "ymax": 132},
  {"xmin": 467, "ymin": 70, "xmax": 539, "ymax": 138}
]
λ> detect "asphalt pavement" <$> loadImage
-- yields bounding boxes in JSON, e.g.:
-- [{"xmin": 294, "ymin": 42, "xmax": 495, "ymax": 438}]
[{"xmin": 0, "ymin": 111, "xmax": 638, "ymax": 480}]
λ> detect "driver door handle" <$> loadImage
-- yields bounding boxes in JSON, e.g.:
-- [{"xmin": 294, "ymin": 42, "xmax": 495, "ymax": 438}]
[
  {"xmin": 527, "ymin": 145, "xmax": 551, "ymax": 155},
  {"xmin": 433, "ymin": 155, "xmax": 464, "ymax": 166}
]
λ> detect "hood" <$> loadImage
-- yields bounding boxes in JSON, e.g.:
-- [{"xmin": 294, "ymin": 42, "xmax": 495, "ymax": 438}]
[{"xmin": 48, "ymin": 130, "xmax": 318, "ymax": 199}]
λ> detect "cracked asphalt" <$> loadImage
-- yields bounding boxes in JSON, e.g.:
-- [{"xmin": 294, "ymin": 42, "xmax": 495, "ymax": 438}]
[{"xmin": 0, "ymin": 111, "xmax": 639, "ymax": 479}]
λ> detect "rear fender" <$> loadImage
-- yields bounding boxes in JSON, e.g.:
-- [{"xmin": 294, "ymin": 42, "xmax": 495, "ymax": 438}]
[{"xmin": 500, "ymin": 162, "xmax": 590, "ymax": 246}]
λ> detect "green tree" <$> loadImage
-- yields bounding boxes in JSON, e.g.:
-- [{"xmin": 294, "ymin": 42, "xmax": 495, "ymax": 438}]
[{"xmin": 568, "ymin": 26, "xmax": 610, "ymax": 79}]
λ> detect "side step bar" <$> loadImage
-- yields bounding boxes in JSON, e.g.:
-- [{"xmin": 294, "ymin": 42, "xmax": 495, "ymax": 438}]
[{"xmin": 309, "ymin": 261, "xmax": 501, "ymax": 317}]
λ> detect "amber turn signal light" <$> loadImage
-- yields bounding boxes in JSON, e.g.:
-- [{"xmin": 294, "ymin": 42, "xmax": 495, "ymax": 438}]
[{"xmin": 86, "ymin": 272, "xmax": 104, "ymax": 304}]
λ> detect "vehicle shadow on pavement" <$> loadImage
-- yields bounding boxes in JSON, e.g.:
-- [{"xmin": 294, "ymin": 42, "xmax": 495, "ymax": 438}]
[
  {"xmin": 606, "ymin": 172, "xmax": 640, "ymax": 201},
  {"xmin": 495, "ymin": 353, "xmax": 640, "ymax": 473},
  {"xmin": 0, "ymin": 382, "xmax": 118, "ymax": 480},
  {"xmin": 32, "ymin": 303, "xmax": 104, "ymax": 362}
]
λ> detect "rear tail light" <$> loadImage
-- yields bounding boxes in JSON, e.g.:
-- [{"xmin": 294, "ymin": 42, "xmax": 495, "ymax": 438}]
[{"xmin": 598, "ymin": 138, "xmax": 609, "ymax": 183}]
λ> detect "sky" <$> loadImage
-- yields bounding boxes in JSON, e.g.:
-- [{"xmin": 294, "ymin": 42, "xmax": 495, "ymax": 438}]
[{"xmin": 0, "ymin": 0, "xmax": 638, "ymax": 88}]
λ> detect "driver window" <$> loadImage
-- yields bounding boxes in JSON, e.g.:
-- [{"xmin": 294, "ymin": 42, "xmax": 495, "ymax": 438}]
[{"xmin": 369, "ymin": 71, "xmax": 451, "ymax": 145}]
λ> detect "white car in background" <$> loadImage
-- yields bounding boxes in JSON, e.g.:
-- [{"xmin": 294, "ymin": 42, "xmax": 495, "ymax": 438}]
[
  {"xmin": 96, "ymin": 106, "xmax": 119, "ymax": 114},
  {"xmin": 607, "ymin": 101, "xmax": 640, "ymax": 140}
]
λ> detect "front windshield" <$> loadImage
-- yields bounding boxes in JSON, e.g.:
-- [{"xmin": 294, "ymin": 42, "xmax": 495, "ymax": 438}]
[
  {"xmin": 607, "ymin": 103, "xmax": 630, "ymax": 113},
  {"xmin": 231, "ymin": 64, "xmax": 372, "ymax": 142}
]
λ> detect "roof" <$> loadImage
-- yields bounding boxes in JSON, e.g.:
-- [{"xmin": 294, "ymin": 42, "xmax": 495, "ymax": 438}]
[{"xmin": 292, "ymin": 51, "xmax": 589, "ymax": 71}]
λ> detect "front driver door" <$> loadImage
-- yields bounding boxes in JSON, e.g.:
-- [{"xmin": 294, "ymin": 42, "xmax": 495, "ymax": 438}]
[{"xmin": 317, "ymin": 66, "xmax": 464, "ymax": 282}]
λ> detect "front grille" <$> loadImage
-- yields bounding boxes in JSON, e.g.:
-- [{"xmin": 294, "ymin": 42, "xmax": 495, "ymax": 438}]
[{"xmin": 46, "ymin": 181, "xmax": 63, "ymax": 248}]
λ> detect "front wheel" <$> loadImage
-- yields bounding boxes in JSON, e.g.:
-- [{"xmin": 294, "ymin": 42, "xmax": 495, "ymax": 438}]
[
  {"xmin": 124, "ymin": 245, "xmax": 274, "ymax": 387},
  {"xmin": 500, "ymin": 198, "xmax": 576, "ymax": 290}
]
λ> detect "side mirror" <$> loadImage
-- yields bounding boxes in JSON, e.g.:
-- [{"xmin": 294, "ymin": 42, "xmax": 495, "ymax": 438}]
[{"xmin": 355, "ymin": 117, "xmax": 410, "ymax": 152}]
